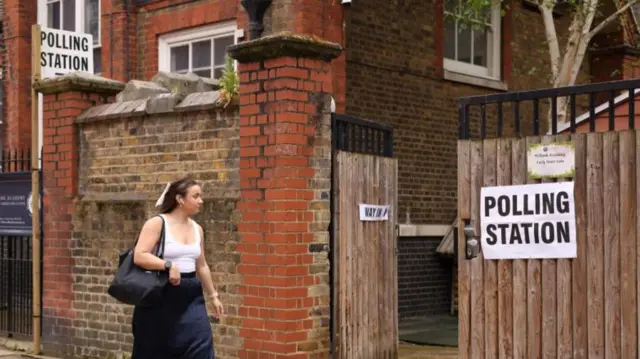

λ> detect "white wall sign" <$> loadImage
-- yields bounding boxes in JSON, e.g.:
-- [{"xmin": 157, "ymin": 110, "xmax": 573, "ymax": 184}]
[
  {"xmin": 527, "ymin": 141, "xmax": 575, "ymax": 179},
  {"xmin": 359, "ymin": 204, "xmax": 390, "ymax": 221},
  {"xmin": 39, "ymin": 27, "xmax": 94, "ymax": 79},
  {"xmin": 480, "ymin": 181, "xmax": 577, "ymax": 260}
]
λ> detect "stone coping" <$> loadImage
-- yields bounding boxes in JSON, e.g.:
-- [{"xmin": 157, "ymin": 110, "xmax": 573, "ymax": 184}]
[
  {"xmin": 33, "ymin": 72, "xmax": 126, "ymax": 95},
  {"xmin": 76, "ymin": 91, "xmax": 238, "ymax": 124},
  {"xmin": 228, "ymin": 31, "xmax": 342, "ymax": 63}
]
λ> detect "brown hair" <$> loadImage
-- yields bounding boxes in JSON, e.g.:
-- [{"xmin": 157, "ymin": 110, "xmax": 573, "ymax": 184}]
[{"xmin": 158, "ymin": 176, "xmax": 200, "ymax": 214}]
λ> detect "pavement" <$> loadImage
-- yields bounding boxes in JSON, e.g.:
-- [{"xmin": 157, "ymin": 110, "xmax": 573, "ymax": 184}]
[
  {"xmin": 0, "ymin": 348, "xmax": 58, "ymax": 359},
  {"xmin": 0, "ymin": 344, "xmax": 457, "ymax": 359}
]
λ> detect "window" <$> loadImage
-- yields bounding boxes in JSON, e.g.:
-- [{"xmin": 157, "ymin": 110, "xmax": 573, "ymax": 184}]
[
  {"xmin": 40, "ymin": 0, "xmax": 102, "ymax": 74},
  {"xmin": 444, "ymin": 0, "xmax": 501, "ymax": 80},
  {"xmin": 158, "ymin": 22, "xmax": 240, "ymax": 80}
]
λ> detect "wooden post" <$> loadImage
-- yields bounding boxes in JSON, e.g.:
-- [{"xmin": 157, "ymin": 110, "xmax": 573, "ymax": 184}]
[{"xmin": 31, "ymin": 23, "xmax": 42, "ymax": 355}]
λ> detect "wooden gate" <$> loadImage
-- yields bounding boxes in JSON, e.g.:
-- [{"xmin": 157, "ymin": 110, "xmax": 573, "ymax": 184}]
[
  {"xmin": 458, "ymin": 131, "xmax": 640, "ymax": 358},
  {"xmin": 331, "ymin": 114, "xmax": 398, "ymax": 359}
]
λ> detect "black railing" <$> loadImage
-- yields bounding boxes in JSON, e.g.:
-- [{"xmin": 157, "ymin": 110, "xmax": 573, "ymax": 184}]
[
  {"xmin": 0, "ymin": 148, "xmax": 31, "ymax": 172},
  {"xmin": 332, "ymin": 114, "xmax": 394, "ymax": 157},
  {"xmin": 458, "ymin": 78, "xmax": 640, "ymax": 140},
  {"xmin": 0, "ymin": 148, "xmax": 38, "ymax": 339}
]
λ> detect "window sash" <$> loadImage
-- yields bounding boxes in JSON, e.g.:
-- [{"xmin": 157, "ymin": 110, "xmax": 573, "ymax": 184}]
[
  {"xmin": 167, "ymin": 34, "xmax": 235, "ymax": 79},
  {"xmin": 443, "ymin": 1, "xmax": 501, "ymax": 79}
]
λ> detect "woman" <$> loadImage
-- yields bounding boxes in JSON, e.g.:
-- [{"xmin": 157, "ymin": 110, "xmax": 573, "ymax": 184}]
[{"xmin": 131, "ymin": 176, "xmax": 223, "ymax": 359}]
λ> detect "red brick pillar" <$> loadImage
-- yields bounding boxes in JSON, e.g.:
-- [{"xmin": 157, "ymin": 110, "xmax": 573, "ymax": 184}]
[
  {"xmin": 101, "ymin": 0, "xmax": 136, "ymax": 82},
  {"xmin": 33, "ymin": 74, "xmax": 124, "ymax": 355},
  {"xmin": 2, "ymin": 0, "xmax": 37, "ymax": 149},
  {"xmin": 229, "ymin": 34, "xmax": 341, "ymax": 358}
]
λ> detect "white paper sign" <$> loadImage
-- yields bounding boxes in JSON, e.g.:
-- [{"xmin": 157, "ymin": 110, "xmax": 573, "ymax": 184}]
[
  {"xmin": 359, "ymin": 204, "xmax": 390, "ymax": 221},
  {"xmin": 39, "ymin": 27, "xmax": 94, "ymax": 79},
  {"xmin": 527, "ymin": 142, "xmax": 575, "ymax": 179},
  {"xmin": 480, "ymin": 181, "xmax": 577, "ymax": 260}
]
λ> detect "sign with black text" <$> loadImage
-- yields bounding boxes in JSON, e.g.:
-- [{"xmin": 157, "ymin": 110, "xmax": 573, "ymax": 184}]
[
  {"xmin": 480, "ymin": 181, "xmax": 576, "ymax": 260},
  {"xmin": 39, "ymin": 26, "xmax": 94, "ymax": 78},
  {"xmin": 0, "ymin": 173, "xmax": 34, "ymax": 236},
  {"xmin": 359, "ymin": 204, "xmax": 390, "ymax": 221}
]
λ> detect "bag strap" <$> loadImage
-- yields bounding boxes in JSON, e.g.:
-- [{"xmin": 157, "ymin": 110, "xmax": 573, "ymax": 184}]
[
  {"xmin": 132, "ymin": 215, "xmax": 166, "ymax": 259},
  {"xmin": 155, "ymin": 216, "xmax": 167, "ymax": 259}
]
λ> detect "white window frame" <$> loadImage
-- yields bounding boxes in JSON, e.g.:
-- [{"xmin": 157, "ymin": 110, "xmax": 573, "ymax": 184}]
[
  {"xmin": 443, "ymin": 2, "xmax": 502, "ymax": 82},
  {"xmin": 158, "ymin": 21, "xmax": 243, "ymax": 78},
  {"xmin": 37, "ymin": 0, "xmax": 102, "ymax": 74}
]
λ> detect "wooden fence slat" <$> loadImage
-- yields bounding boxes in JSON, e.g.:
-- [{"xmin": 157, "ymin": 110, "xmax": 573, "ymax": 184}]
[
  {"xmin": 511, "ymin": 138, "xmax": 527, "ymax": 359},
  {"xmin": 334, "ymin": 151, "xmax": 398, "ymax": 359},
  {"xmin": 540, "ymin": 136, "xmax": 557, "ymax": 359},
  {"xmin": 470, "ymin": 141, "xmax": 485, "ymax": 357},
  {"xmin": 483, "ymin": 139, "xmax": 498, "ymax": 359},
  {"xmin": 554, "ymin": 134, "xmax": 572, "ymax": 359},
  {"xmin": 365, "ymin": 155, "xmax": 373, "ymax": 359},
  {"xmin": 620, "ymin": 131, "xmax": 637, "ymax": 358},
  {"xmin": 458, "ymin": 141, "xmax": 472, "ymax": 359},
  {"xmin": 603, "ymin": 131, "xmax": 621, "ymax": 359},
  {"xmin": 525, "ymin": 136, "xmax": 542, "ymax": 359},
  {"xmin": 391, "ymin": 156, "xmax": 399, "ymax": 358},
  {"xmin": 333, "ymin": 148, "xmax": 342, "ymax": 358},
  {"xmin": 496, "ymin": 138, "xmax": 513, "ymax": 359},
  {"xmin": 586, "ymin": 132, "xmax": 605, "ymax": 358},
  {"xmin": 572, "ymin": 134, "xmax": 588, "ymax": 359},
  {"xmin": 374, "ymin": 156, "xmax": 381, "ymax": 359}
]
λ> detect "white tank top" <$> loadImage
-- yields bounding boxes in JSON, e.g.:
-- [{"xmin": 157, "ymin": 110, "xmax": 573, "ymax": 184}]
[{"xmin": 159, "ymin": 215, "xmax": 201, "ymax": 273}]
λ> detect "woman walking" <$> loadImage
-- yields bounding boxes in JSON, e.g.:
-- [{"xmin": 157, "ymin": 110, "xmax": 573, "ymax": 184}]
[{"xmin": 131, "ymin": 176, "xmax": 223, "ymax": 359}]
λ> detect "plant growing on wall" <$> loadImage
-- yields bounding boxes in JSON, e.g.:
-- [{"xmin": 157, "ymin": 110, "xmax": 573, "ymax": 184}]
[
  {"xmin": 219, "ymin": 56, "xmax": 239, "ymax": 108},
  {"xmin": 457, "ymin": 0, "xmax": 640, "ymax": 126}
]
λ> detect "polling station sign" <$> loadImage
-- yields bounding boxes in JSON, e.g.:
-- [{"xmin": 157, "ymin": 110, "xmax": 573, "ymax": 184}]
[
  {"xmin": 39, "ymin": 26, "xmax": 94, "ymax": 78},
  {"xmin": 480, "ymin": 181, "xmax": 577, "ymax": 260}
]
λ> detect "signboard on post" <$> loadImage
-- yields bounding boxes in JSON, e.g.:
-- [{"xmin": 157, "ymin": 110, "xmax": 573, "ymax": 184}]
[
  {"xmin": 0, "ymin": 173, "xmax": 34, "ymax": 236},
  {"xmin": 38, "ymin": 26, "xmax": 94, "ymax": 79},
  {"xmin": 480, "ymin": 181, "xmax": 577, "ymax": 260}
]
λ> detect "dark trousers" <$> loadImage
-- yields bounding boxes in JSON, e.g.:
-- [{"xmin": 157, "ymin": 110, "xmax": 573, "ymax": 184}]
[{"xmin": 132, "ymin": 272, "xmax": 215, "ymax": 359}]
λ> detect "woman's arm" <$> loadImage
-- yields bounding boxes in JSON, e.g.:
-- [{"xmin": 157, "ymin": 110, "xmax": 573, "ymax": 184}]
[
  {"xmin": 133, "ymin": 216, "xmax": 169, "ymax": 271},
  {"xmin": 195, "ymin": 224, "xmax": 218, "ymax": 299}
]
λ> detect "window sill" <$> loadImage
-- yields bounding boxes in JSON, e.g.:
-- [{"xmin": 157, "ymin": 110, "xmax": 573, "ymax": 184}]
[
  {"xmin": 398, "ymin": 224, "xmax": 451, "ymax": 238},
  {"xmin": 444, "ymin": 69, "xmax": 508, "ymax": 92}
]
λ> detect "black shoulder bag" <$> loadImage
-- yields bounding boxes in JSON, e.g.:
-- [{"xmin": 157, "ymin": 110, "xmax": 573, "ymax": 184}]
[{"xmin": 107, "ymin": 215, "xmax": 169, "ymax": 307}]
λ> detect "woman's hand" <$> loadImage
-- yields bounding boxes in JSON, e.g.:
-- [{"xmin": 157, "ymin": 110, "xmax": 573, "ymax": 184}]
[
  {"xmin": 210, "ymin": 295, "xmax": 224, "ymax": 318},
  {"xmin": 169, "ymin": 264, "xmax": 181, "ymax": 286}
]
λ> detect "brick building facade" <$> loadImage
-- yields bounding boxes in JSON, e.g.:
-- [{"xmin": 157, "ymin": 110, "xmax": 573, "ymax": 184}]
[{"xmin": 2, "ymin": 0, "xmax": 640, "ymax": 350}]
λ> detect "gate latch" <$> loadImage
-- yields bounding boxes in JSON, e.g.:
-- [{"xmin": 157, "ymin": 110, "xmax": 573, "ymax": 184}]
[{"xmin": 463, "ymin": 219, "xmax": 481, "ymax": 260}]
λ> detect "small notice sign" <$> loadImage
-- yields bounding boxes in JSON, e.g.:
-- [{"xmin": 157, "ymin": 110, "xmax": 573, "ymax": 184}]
[
  {"xmin": 39, "ymin": 26, "xmax": 94, "ymax": 79},
  {"xmin": 359, "ymin": 204, "xmax": 390, "ymax": 221},
  {"xmin": 527, "ymin": 141, "xmax": 575, "ymax": 179},
  {"xmin": 0, "ymin": 173, "xmax": 34, "ymax": 236},
  {"xmin": 480, "ymin": 181, "xmax": 577, "ymax": 260}
]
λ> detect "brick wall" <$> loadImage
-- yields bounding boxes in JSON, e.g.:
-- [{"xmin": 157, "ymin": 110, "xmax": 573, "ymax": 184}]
[
  {"xmin": 344, "ymin": 0, "xmax": 592, "ymax": 225},
  {"xmin": 37, "ymin": 77, "xmax": 122, "ymax": 355},
  {"xmin": 397, "ymin": 237, "xmax": 452, "ymax": 319},
  {"xmin": 35, "ymin": 73, "xmax": 244, "ymax": 359},
  {"xmin": 69, "ymin": 105, "xmax": 241, "ymax": 358},
  {"xmin": 229, "ymin": 34, "xmax": 340, "ymax": 358},
  {"xmin": 2, "ymin": 0, "xmax": 36, "ymax": 149}
]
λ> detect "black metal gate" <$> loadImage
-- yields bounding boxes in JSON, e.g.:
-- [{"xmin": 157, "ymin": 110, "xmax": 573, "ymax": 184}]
[{"xmin": 0, "ymin": 148, "xmax": 41, "ymax": 339}]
